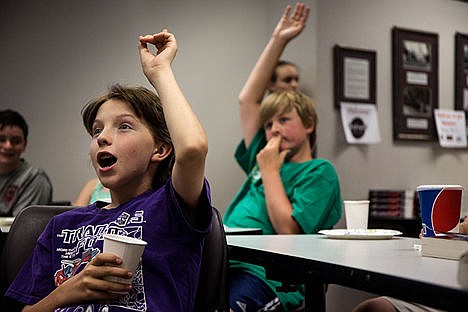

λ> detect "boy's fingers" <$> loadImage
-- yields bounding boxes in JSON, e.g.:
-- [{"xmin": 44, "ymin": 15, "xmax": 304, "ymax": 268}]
[
  {"xmin": 90, "ymin": 253, "xmax": 122, "ymax": 266},
  {"xmin": 279, "ymin": 149, "xmax": 290, "ymax": 161},
  {"xmin": 292, "ymin": 3, "xmax": 302, "ymax": 20},
  {"xmin": 270, "ymin": 135, "xmax": 281, "ymax": 147},
  {"xmin": 302, "ymin": 7, "xmax": 310, "ymax": 24},
  {"xmin": 139, "ymin": 34, "xmax": 155, "ymax": 43},
  {"xmin": 282, "ymin": 5, "xmax": 291, "ymax": 19}
]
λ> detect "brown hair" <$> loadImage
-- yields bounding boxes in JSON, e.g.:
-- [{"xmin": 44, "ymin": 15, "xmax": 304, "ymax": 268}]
[
  {"xmin": 0, "ymin": 109, "xmax": 28, "ymax": 142},
  {"xmin": 81, "ymin": 84, "xmax": 174, "ymax": 189},
  {"xmin": 260, "ymin": 91, "xmax": 318, "ymax": 153}
]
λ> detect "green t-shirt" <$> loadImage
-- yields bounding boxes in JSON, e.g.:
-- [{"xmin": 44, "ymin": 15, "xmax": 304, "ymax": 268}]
[{"xmin": 223, "ymin": 130, "xmax": 342, "ymax": 310}]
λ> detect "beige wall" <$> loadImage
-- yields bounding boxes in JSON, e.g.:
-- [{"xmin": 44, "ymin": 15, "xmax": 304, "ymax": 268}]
[
  {"xmin": 320, "ymin": 0, "xmax": 468, "ymax": 309},
  {"xmin": 317, "ymin": 0, "xmax": 468, "ymax": 229},
  {"xmin": 0, "ymin": 0, "xmax": 291, "ymax": 209},
  {"xmin": 2, "ymin": 0, "xmax": 468, "ymax": 219},
  {"xmin": 0, "ymin": 0, "xmax": 320, "ymax": 212}
]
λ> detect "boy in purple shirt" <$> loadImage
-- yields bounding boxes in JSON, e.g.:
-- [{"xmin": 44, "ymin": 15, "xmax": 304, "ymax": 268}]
[{"xmin": 5, "ymin": 28, "xmax": 211, "ymax": 312}]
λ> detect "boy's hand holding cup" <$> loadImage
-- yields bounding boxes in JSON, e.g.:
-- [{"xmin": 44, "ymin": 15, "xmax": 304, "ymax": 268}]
[{"xmin": 103, "ymin": 234, "xmax": 147, "ymax": 287}]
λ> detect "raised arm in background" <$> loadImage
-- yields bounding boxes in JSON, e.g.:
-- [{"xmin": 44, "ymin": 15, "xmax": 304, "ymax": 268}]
[{"xmin": 238, "ymin": 3, "xmax": 309, "ymax": 147}]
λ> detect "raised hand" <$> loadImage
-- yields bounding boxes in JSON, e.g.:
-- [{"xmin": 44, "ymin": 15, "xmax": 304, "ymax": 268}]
[
  {"xmin": 272, "ymin": 2, "xmax": 310, "ymax": 42},
  {"xmin": 138, "ymin": 28, "xmax": 178, "ymax": 78}
]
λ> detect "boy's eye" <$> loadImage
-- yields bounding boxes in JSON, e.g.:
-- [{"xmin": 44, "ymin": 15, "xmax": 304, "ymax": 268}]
[
  {"xmin": 0, "ymin": 136, "xmax": 24, "ymax": 145},
  {"xmin": 264, "ymin": 122, "xmax": 273, "ymax": 130},
  {"xmin": 10, "ymin": 137, "xmax": 23, "ymax": 145},
  {"xmin": 120, "ymin": 123, "xmax": 132, "ymax": 130},
  {"xmin": 92, "ymin": 128, "xmax": 102, "ymax": 136}
]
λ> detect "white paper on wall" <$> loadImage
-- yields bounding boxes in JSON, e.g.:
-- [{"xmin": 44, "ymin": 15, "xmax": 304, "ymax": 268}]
[
  {"xmin": 340, "ymin": 102, "xmax": 381, "ymax": 144},
  {"xmin": 434, "ymin": 109, "xmax": 467, "ymax": 148}
]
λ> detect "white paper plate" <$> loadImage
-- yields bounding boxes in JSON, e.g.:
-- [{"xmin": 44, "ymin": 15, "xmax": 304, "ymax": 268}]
[
  {"xmin": 0, "ymin": 217, "xmax": 15, "ymax": 226},
  {"xmin": 318, "ymin": 229, "xmax": 403, "ymax": 240}
]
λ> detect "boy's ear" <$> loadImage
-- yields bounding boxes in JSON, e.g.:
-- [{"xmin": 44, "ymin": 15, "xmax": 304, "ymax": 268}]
[
  {"xmin": 151, "ymin": 143, "xmax": 172, "ymax": 162},
  {"xmin": 305, "ymin": 118, "xmax": 315, "ymax": 135}
]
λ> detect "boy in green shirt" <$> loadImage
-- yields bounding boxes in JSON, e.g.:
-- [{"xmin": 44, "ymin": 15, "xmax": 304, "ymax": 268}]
[{"xmin": 223, "ymin": 3, "xmax": 342, "ymax": 311}]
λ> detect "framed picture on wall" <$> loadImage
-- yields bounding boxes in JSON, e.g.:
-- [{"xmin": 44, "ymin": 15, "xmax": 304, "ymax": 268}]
[
  {"xmin": 392, "ymin": 27, "xmax": 439, "ymax": 141},
  {"xmin": 333, "ymin": 45, "xmax": 376, "ymax": 108},
  {"xmin": 454, "ymin": 32, "xmax": 468, "ymax": 135}
]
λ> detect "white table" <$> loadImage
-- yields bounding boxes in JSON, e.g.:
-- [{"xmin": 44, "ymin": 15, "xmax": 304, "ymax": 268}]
[
  {"xmin": 223, "ymin": 225, "xmax": 262, "ymax": 235},
  {"xmin": 227, "ymin": 235, "xmax": 468, "ymax": 312}
]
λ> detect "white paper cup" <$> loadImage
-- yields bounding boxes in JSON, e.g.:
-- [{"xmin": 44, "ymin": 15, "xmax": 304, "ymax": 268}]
[
  {"xmin": 344, "ymin": 200, "xmax": 369, "ymax": 230},
  {"xmin": 103, "ymin": 234, "xmax": 147, "ymax": 284}
]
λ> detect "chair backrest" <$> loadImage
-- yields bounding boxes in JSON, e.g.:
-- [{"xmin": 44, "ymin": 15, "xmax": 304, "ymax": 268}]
[
  {"xmin": 0, "ymin": 205, "xmax": 74, "ymax": 294},
  {"xmin": 194, "ymin": 207, "xmax": 229, "ymax": 312},
  {"xmin": 49, "ymin": 200, "xmax": 72, "ymax": 206}
]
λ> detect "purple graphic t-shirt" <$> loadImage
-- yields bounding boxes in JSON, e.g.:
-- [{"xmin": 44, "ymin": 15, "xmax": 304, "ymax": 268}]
[{"xmin": 6, "ymin": 178, "xmax": 212, "ymax": 311}]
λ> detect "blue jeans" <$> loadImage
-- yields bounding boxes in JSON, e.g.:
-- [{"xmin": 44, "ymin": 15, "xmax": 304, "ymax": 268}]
[{"xmin": 229, "ymin": 269, "xmax": 284, "ymax": 312}]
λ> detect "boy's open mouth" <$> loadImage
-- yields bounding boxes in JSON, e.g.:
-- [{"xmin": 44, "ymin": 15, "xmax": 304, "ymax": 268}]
[{"xmin": 97, "ymin": 152, "xmax": 117, "ymax": 168}]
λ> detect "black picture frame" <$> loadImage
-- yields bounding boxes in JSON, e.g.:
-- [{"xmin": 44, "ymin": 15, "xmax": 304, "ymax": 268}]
[
  {"xmin": 333, "ymin": 45, "xmax": 376, "ymax": 108},
  {"xmin": 392, "ymin": 27, "xmax": 439, "ymax": 141},
  {"xmin": 455, "ymin": 32, "xmax": 468, "ymax": 133}
]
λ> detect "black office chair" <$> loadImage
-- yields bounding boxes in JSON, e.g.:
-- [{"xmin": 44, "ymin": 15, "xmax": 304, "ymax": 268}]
[
  {"xmin": 0, "ymin": 205, "xmax": 75, "ymax": 311},
  {"xmin": 194, "ymin": 207, "xmax": 229, "ymax": 312},
  {"xmin": 0, "ymin": 205, "xmax": 228, "ymax": 312},
  {"xmin": 0, "ymin": 205, "xmax": 75, "ymax": 294},
  {"xmin": 49, "ymin": 200, "xmax": 72, "ymax": 206},
  {"xmin": 0, "ymin": 228, "xmax": 4, "ymax": 264}
]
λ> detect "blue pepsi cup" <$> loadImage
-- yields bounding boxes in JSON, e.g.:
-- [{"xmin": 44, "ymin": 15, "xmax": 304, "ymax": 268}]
[{"xmin": 417, "ymin": 185, "xmax": 463, "ymax": 237}]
